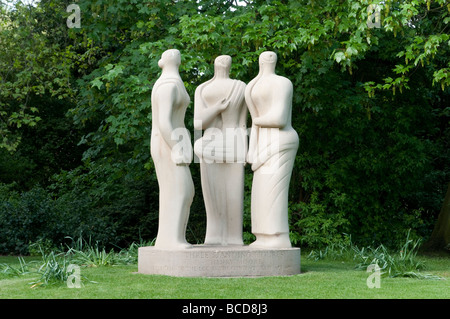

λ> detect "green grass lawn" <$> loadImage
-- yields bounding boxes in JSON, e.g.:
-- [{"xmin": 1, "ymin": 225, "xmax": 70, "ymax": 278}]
[{"xmin": 0, "ymin": 252, "xmax": 448, "ymax": 299}]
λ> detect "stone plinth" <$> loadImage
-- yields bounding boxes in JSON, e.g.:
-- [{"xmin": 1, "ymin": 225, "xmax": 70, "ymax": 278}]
[{"xmin": 138, "ymin": 245, "xmax": 301, "ymax": 277}]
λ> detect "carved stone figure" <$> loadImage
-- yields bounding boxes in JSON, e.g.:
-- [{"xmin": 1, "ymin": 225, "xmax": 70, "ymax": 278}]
[
  {"xmin": 138, "ymin": 50, "xmax": 302, "ymax": 278},
  {"xmin": 151, "ymin": 49, "xmax": 194, "ymax": 249},
  {"xmin": 194, "ymin": 55, "xmax": 247, "ymax": 245},
  {"xmin": 245, "ymin": 51, "xmax": 299, "ymax": 248}
]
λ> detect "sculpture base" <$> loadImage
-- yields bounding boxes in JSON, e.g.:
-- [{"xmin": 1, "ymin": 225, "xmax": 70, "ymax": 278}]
[{"xmin": 138, "ymin": 245, "xmax": 301, "ymax": 277}]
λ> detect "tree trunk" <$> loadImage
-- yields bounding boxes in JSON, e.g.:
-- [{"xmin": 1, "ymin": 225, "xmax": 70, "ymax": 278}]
[{"xmin": 424, "ymin": 182, "xmax": 450, "ymax": 252}]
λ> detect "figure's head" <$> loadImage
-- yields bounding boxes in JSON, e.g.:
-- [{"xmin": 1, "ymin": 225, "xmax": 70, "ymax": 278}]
[
  {"xmin": 214, "ymin": 55, "xmax": 232, "ymax": 74},
  {"xmin": 158, "ymin": 49, "xmax": 181, "ymax": 69},
  {"xmin": 259, "ymin": 51, "xmax": 277, "ymax": 73}
]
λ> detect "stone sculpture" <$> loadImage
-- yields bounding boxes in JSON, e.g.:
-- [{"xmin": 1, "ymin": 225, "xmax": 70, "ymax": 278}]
[
  {"xmin": 194, "ymin": 55, "xmax": 247, "ymax": 246},
  {"xmin": 245, "ymin": 51, "xmax": 299, "ymax": 248},
  {"xmin": 139, "ymin": 50, "xmax": 301, "ymax": 277},
  {"xmin": 150, "ymin": 49, "xmax": 194, "ymax": 249}
]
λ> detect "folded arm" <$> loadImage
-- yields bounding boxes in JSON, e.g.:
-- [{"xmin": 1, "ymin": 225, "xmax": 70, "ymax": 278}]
[
  {"xmin": 252, "ymin": 80, "xmax": 293, "ymax": 129},
  {"xmin": 194, "ymin": 87, "xmax": 229, "ymax": 130}
]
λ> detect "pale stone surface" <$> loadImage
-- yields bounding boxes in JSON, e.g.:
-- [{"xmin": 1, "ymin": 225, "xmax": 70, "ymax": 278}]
[
  {"xmin": 138, "ymin": 245, "xmax": 301, "ymax": 277},
  {"xmin": 193, "ymin": 55, "xmax": 247, "ymax": 246},
  {"xmin": 150, "ymin": 49, "xmax": 194, "ymax": 249},
  {"xmin": 245, "ymin": 51, "xmax": 299, "ymax": 249},
  {"xmin": 141, "ymin": 50, "xmax": 301, "ymax": 277}
]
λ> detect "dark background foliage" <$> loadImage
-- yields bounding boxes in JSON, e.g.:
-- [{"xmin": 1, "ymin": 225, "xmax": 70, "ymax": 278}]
[{"xmin": 0, "ymin": 0, "xmax": 448, "ymax": 254}]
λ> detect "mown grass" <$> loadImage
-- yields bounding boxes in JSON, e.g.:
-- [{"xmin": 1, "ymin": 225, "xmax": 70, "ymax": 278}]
[{"xmin": 0, "ymin": 251, "xmax": 448, "ymax": 299}]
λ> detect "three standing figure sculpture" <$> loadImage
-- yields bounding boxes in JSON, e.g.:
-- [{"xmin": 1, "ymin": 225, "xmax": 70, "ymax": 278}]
[{"xmin": 150, "ymin": 49, "xmax": 299, "ymax": 250}]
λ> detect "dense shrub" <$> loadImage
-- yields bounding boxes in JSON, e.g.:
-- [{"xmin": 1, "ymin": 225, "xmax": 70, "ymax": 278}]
[
  {"xmin": 0, "ymin": 184, "xmax": 118, "ymax": 255},
  {"xmin": 1, "ymin": 0, "xmax": 449, "ymax": 254}
]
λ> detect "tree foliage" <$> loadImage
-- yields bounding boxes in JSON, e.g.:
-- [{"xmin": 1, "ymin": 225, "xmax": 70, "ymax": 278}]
[
  {"xmin": 0, "ymin": 0, "xmax": 449, "ymax": 252},
  {"xmin": 0, "ymin": 0, "xmax": 77, "ymax": 151}
]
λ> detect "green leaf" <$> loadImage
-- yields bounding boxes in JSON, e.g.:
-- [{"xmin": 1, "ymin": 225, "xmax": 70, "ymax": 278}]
[
  {"xmin": 91, "ymin": 78, "xmax": 103, "ymax": 90},
  {"xmin": 335, "ymin": 52, "xmax": 346, "ymax": 63}
]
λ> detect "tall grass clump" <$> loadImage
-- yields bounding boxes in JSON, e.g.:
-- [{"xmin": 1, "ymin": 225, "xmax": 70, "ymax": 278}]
[
  {"xmin": 1, "ymin": 236, "xmax": 153, "ymax": 288},
  {"xmin": 352, "ymin": 232, "xmax": 423, "ymax": 278},
  {"xmin": 308, "ymin": 230, "xmax": 445, "ymax": 280},
  {"xmin": 29, "ymin": 244, "xmax": 96, "ymax": 288},
  {"xmin": 64, "ymin": 235, "xmax": 152, "ymax": 267},
  {"xmin": 307, "ymin": 235, "xmax": 354, "ymax": 261},
  {"xmin": 29, "ymin": 250, "xmax": 73, "ymax": 288},
  {"xmin": 0, "ymin": 256, "xmax": 29, "ymax": 277},
  {"xmin": 67, "ymin": 244, "xmax": 115, "ymax": 267},
  {"xmin": 1, "ymin": 243, "xmax": 92, "ymax": 287}
]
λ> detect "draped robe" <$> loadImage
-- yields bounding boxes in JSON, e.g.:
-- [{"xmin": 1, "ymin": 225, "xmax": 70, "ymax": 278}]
[{"xmin": 194, "ymin": 78, "xmax": 247, "ymax": 245}]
